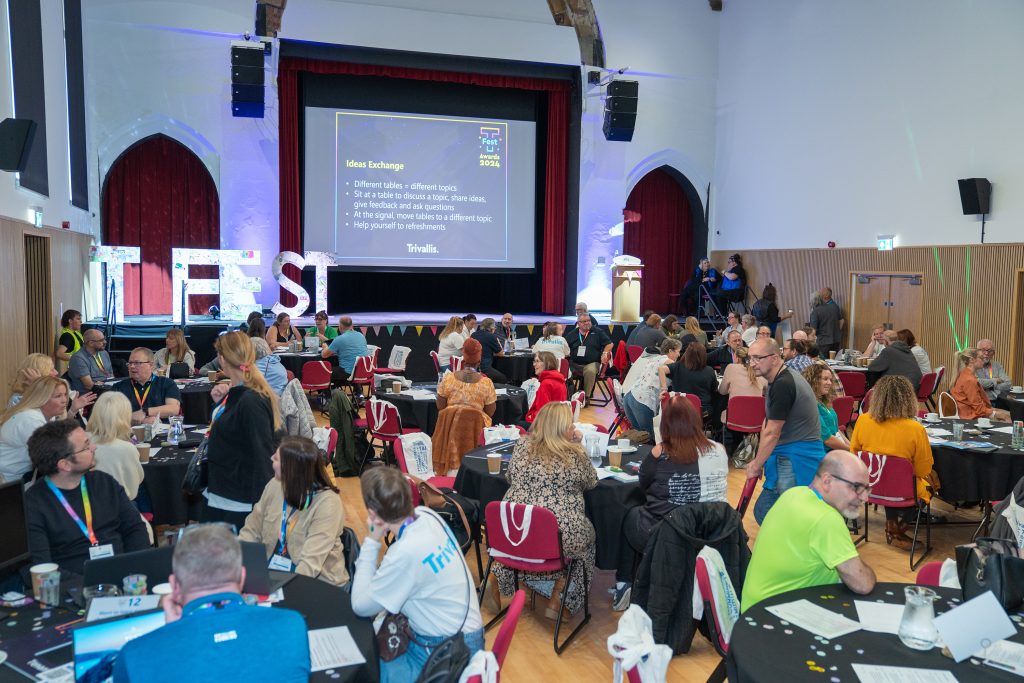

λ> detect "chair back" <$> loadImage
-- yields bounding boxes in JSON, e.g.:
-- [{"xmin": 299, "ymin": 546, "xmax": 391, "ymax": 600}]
[
  {"xmin": 724, "ymin": 395, "xmax": 765, "ymax": 433},
  {"xmin": 736, "ymin": 476, "xmax": 758, "ymax": 518},
  {"xmin": 300, "ymin": 360, "xmax": 332, "ymax": 390},
  {"xmin": 492, "ymin": 589, "xmax": 527, "ymax": 670},
  {"xmin": 367, "ymin": 345, "xmax": 380, "ymax": 365},
  {"xmin": 694, "ymin": 554, "xmax": 730, "ymax": 655},
  {"xmin": 367, "ymin": 397, "xmax": 404, "ymax": 439},
  {"xmin": 286, "ymin": 369, "xmax": 295, "ymax": 382},
  {"xmin": 938, "ymin": 391, "xmax": 959, "ymax": 418},
  {"xmin": 393, "ymin": 437, "xmax": 410, "ymax": 474},
  {"xmin": 832, "ymin": 395, "xmax": 855, "ymax": 430},
  {"xmin": 860, "ymin": 388, "xmax": 874, "ymax": 414},
  {"xmin": 326, "ymin": 427, "xmax": 339, "ymax": 461},
  {"xmin": 450, "ymin": 355, "xmax": 465, "ymax": 372},
  {"xmin": 836, "ymin": 371, "xmax": 867, "ymax": 399},
  {"xmin": 661, "ymin": 391, "xmax": 703, "ymax": 416},
  {"xmin": 386, "ymin": 345, "xmax": 412, "ymax": 371},
  {"xmin": 350, "ymin": 355, "xmax": 376, "ymax": 384},
  {"xmin": 483, "ymin": 501, "xmax": 566, "ymax": 572},
  {"xmin": 856, "ymin": 451, "xmax": 916, "ymax": 507},
  {"xmin": 430, "ymin": 350, "xmax": 442, "ymax": 374},
  {"xmin": 915, "ymin": 561, "xmax": 943, "ymax": 586},
  {"xmin": 557, "ymin": 357, "xmax": 570, "ymax": 380},
  {"xmin": 626, "ymin": 344, "xmax": 643, "ymax": 363},
  {"xmin": 569, "ymin": 391, "xmax": 585, "ymax": 420},
  {"xmin": 932, "ymin": 366, "xmax": 946, "ymax": 397},
  {"xmin": 917, "ymin": 372, "xmax": 938, "ymax": 401}
]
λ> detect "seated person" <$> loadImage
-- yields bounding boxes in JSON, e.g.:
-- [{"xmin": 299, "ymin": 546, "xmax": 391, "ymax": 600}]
[
  {"xmin": 740, "ymin": 314, "xmax": 758, "ymax": 346},
  {"xmin": 87, "ymin": 392, "xmax": 145, "ymax": 501},
  {"xmin": 898, "ymin": 329, "xmax": 931, "ymax": 375},
  {"xmin": 532, "ymin": 321, "xmax": 570, "ymax": 361},
  {"xmin": 783, "ymin": 338, "xmax": 814, "ymax": 373},
  {"xmin": 24, "ymin": 420, "xmax": 150, "ymax": 574},
  {"xmin": 682, "ymin": 316, "xmax": 707, "ymax": 345},
  {"xmin": 715, "ymin": 311, "xmax": 742, "ymax": 346},
  {"xmin": 437, "ymin": 316, "xmax": 466, "ymax": 368},
  {"xmin": 862, "ymin": 325, "xmax": 887, "ymax": 358},
  {"xmin": 470, "ymin": 318, "xmax": 507, "ymax": 384},
  {"xmin": 567, "ymin": 315, "xmax": 612, "ymax": 398},
  {"xmin": 718, "ymin": 346, "xmax": 767, "ymax": 430},
  {"xmin": 573, "ymin": 301, "xmax": 600, "ymax": 329},
  {"xmin": 681, "ymin": 258, "xmax": 718, "ymax": 316},
  {"xmin": 631, "ymin": 313, "xmax": 667, "ymax": 350},
  {"xmin": 714, "ymin": 253, "xmax": 746, "ymax": 313},
  {"xmin": 976, "ymin": 338, "xmax": 1012, "ymax": 401},
  {"xmin": 622, "ymin": 338, "xmax": 681, "ymax": 434},
  {"xmin": 352, "ymin": 467, "xmax": 484, "ymax": 682},
  {"xmin": 266, "ymin": 312, "xmax": 303, "ymax": 350},
  {"xmin": 154, "ymin": 328, "xmax": 195, "ymax": 375},
  {"xmin": 114, "ymin": 524, "xmax": 310, "ymax": 682},
  {"xmin": 112, "ymin": 348, "xmax": 181, "ymax": 425},
  {"xmin": 436, "ymin": 339, "xmax": 496, "ymax": 424},
  {"xmin": 626, "ymin": 310, "xmax": 656, "ymax": 347},
  {"xmin": 802, "ymin": 363, "xmax": 849, "ymax": 455},
  {"xmin": 68, "ymin": 329, "xmax": 114, "ymax": 393},
  {"xmin": 240, "ymin": 436, "xmax": 347, "ymax": 585},
  {"xmin": 708, "ymin": 330, "xmax": 744, "ymax": 369},
  {"xmin": 322, "ymin": 316, "xmax": 369, "ymax": 383},
  {"xmin": 660, "ymin": 342, "xmax": 718, "ymax": 417},
  {"xmin": 741, "ymin": 451, "xmax": 877, "ymax": 611},
  {"xmin": 253, "ymin": 338, "xmax": 288, "ymax": 395},
  {"xmin": 951, "ymin": 347, "xmax": 1011, "ymax": 421},
  {"xmin": 849, "ymin": 375, "xmax": 937, "ymax": 551},
  {"xmin": 0, "ymin": 376, "xmax": 73, "ymax": 482},
  {"xmin": 461, "ymin": 313, "xmax": 478, "ymax": 338},
  {"xmin": 867, "ymin": 330, "xmax": 922, "ymax": 392},
  {"xmin": 523, "ymin": 351, "xmax": 567, "ymax": 424},
  {"xmin": 613, "ymin": 395, "xmax": 727, "ymax": 610},
  {"xmin": 8, "ymin": 353, "xmax": 58, "ymax": 407},
  {"xmin": 305, "ymin": 310, "xmax": 338, "ymax": 345}
]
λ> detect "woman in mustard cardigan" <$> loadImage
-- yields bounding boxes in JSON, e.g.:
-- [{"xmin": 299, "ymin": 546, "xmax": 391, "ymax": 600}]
[{"xmin": 850, "ymin": 375, "xmax": 937, "ymax": 552}]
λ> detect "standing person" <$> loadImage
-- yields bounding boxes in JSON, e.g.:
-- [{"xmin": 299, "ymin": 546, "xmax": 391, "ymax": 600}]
[
  {"xmin": 809, "ymin": 287, "xmax": 845, "ymax": 356},
  {"xmin": 532, "ymin": 321, "xmax": 571, "ymax": 361},
  {"xmin": 567, "ymin": 315, "xmax": 612, "ymax": 399},
  {"xmin": 114, "ymin": 525, "xmax": 310, "ymax": 682},
  {"xmin": 436, "ymin": 316, "xmax": 466, "ymax": 368},
  {"xmin": 305, "ymin": 310, "xmax": 339, "ymax": 345},
  {"xmin": 0, "ymin": 376, "xmax": 72, "ymax": 482},
  {"xmin": 322, "ymin": 316, "xmax": 369, "ymax": 383},
  {"xmin": 68, "ymin": 329, "xmax": 113, "ymax": 393},
  {"xmin": 55, "ymin": 309, "xmax": 83, "ymax": 374},
  {"xmin": 660, "ymin": 342, "xmax": 718, "ymax": 418},
  {"xmin": 352, "ymin": 466, "xmax": 484, "ymax": 682},
  {"xmin": 681, "ymin": 258, "xmax": 719, "ymax": 316},
  {"xmin": 87, "ymin": 392, "xmax": 145, "ymax": 501},
  {"xmin": 523, "ymin": 351, "xmax": 568, "ymax": 424},
  {"xmin": 435, "ymin": 339, "xmax": 497, "ymax": 422},
  {"xmin": 202, "ymin": 332, "xmax": 281, "ymax": 528},
  {"xmin": 154, "ymin": 328, "xmax": 196, "ymax": 375},
  {"xmin": 266, "ymin": 312, "xmax": 303, "ymax": 350},
  {"xmin": 470, "ymin": 318, "xmax": 507, "ymax": 384},
  {"xmin": 751, "ymin": 284, "xmax": 792, "ymax": 336},
  {"xmin": 975, "ymin": 338, "xmax": 1012, "ymax": 401},
  {"xmin": 113, "ymin": 348, "xmax": 182, "ymax": 424},
  {"xmin": 744, "ymin": 339, "xmax": 826, "ymax": 524},
  {"xmin": 715, "ymin": 253, "xmax": 746, "ymax": 313},
  {"xmin": 623, "ymin": 339, "xmax": 681, "ymax": 434},
  {"xmin": 240, "ymin": 436, "xmax": 347, "ymax": 586}
]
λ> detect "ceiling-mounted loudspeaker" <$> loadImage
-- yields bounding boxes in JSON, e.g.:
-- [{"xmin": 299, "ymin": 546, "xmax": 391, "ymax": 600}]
[
  {"xmin": 0, "ymin": 118, "xmax": 37, "ymax": 172},
  {"xmin": 603, "ymin": 80, "xmax": 639, "ymax": 142},
  {"xmin": 957, "ymin": 178, "xmax": 990, "ymax": 215}
]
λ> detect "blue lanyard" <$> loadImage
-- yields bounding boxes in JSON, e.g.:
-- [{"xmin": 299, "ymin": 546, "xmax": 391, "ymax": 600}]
[
  {"xmin": 396, "ymin": 515, "xmax": 416, "ymax": 540},
  {"xmin": 278, "ymin": 492, "xmax": 312, "ymax": 556}
]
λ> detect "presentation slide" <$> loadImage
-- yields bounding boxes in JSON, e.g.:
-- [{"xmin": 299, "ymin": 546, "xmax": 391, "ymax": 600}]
[{"xmin": 304, "ymin": 107, "xmax": 537, "ymax": 270}]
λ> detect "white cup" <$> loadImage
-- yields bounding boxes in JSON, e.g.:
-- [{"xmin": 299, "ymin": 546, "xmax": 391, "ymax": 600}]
[
  {"xmin": 925, "ymin": 412, "xmax": 938, "ymax": 422},
  {"xmin": 617, "ymin": 438, "xmax": 629, "ymax": 449},
  {"xmin": 977, "ymin": 417, "xmax": 992, "ymax": 428},
  {"xmin": 1013, "ymin": 386, "xmax": 1024, "ymax": 393}
]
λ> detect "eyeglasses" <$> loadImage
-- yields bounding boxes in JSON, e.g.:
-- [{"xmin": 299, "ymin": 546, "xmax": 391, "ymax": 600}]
[
  {"xmin": 757, "ymin": 331, "xmax": 771, "ymax": 337},
  {"xmin": 127, "ymin": 360, "xmax": 152, "ymax": 366},
  {"xmin": 831, "ymin": 474, "xmax": 872, "ymax": 496},
  {"xmin": 748, "ymin": 354, "xmax": 776, "ymax": 362},
  {"xmin": 67, "ymin": 439, "xmax": 93, "ymax": 458}
]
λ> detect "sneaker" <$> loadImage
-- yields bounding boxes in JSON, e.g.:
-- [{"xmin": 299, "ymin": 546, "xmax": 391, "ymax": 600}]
[{"xmin": 612, "ymin": 583, "xmax": 632, "ymax": 611}]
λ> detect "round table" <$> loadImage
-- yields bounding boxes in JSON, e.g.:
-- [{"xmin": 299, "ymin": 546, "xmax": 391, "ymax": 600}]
[
  {"xmin": 997, "ymin": 390, "xmax": 1024, "ymax": 423},
  {"xmin": 454, "ymin": 443, "xmax": 646, "ymax": 570},
  {"xmin": 139, "ymin": 427, "xmax": 208, "ymax": 525},
  {"xmin": 177, "ymin": 380, "xmax": 215, "ymax": 424},
  {"xmin": 375, "ymin": 383, "xmax": 528, "ymax": 434},
  {"xmin": 926, "ymin": 417, "xmax": 1023, "ymax": 502},
  {"xmin": 0, "ymin": 575, "xmax": 377, "ymax": 683},
  {"xmin": 727, "ymin": 582, "xmax": 1024, "ymax": 682},
  {"xmin": 491, "ymin": 352, "xmax": 535, "ymax": 385},
  {"xmin": 275, "ymin": 351, "xmax": 337, "ymax": 378}
]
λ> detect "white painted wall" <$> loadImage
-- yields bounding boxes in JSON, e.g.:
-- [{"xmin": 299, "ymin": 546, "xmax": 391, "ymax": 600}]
[
  {"xmin": 713, "ymin": 0, "xmax": 1024, "ymax": 251},
  {"xmin": 0, "ymin": 0, "xmax": 92, "ymax": 233}
]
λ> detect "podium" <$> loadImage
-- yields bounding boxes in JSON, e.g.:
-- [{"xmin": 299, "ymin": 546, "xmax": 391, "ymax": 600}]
[{"xmin": 611, "ymin": 263, "xmax": 643, "ymax": 323}]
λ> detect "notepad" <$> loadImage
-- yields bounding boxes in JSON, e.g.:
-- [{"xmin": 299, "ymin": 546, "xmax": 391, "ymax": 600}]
[
  {"xmin": 308, "ymin": 626, "xmax": 367, "ymax": 671},
  {"xmin": 765, "ymin": 599, "xmax": 861, "ymax": 639}
]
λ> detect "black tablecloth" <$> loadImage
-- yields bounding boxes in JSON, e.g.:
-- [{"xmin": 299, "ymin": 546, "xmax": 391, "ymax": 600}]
[
  {"xmin": 376, "ymin": 383, "xmax": 528, "ymax": 435},
  {"xmin": 927, "ymin": 417, "xmax": 1024, "ymax": 502},
  {"xmin": 997, "ymin": 391, "xmax": 1024, "ymax": 423},
  {"xmin": 454, "ymin": 443, "xmax": 646, "ymax": 570},
  {"xmin": 727, "ymin": 582, "xmax": 1024, "ymax": 682},
  {"xmin": 140, "ymin": 427, "xmax": 206, "ymax": 525},
  {"xmin": 492, "ymin": 352, "xmax": 535, "ymax": 386},
  {"xmin": 178, "ymin": 380, "xmax": 215, "ymax": 424},
  {"xmin": 276, "ymin": 351, "xmax": 337, "ymax": 379},
  {"xmin": 0, "ymin": 575, "xmax": 377, "ymax": 683}
]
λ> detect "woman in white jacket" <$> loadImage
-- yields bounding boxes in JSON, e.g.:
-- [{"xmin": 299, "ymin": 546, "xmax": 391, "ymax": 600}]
[{"xmin": 0, "ymin": 376, "xmax": 70, "ymax": 482}]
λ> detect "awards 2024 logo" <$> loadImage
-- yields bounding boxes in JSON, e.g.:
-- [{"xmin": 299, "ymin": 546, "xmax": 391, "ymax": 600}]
[{"xmin": 479, "ymin": 126, "xmax": 502, "ymax": 169}]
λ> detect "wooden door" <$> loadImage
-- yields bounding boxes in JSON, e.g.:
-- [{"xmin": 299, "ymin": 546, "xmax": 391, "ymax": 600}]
[
  {"xmin": 24, "ymin": 234, "xmax": 52, "ymax": 355},
  {"xmin": 888, "ymin": 276, "xmax": 924, "ymax": 338},
  {"xmin": 850, "ymin": 274, "xmax": 891, "ymax": 350}
]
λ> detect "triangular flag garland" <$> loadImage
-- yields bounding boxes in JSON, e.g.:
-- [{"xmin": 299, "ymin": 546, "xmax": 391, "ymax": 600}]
[
  {"xmin": 415, "ymin": 325, "xmax": 423, "ymax": 336},
  {"xmin": 386, "ymin": 325, "xmax": 395, "ymax": 335},
  {"xmin": 372, "ymin": 325, "xmax": 381, "ymax": 335},
  {"xmin": 429, "ymin": 326, "xmax": 438, "ymax": 336},
  {"xmin": 527, "ymin": 324, "xmax": 535, "ymax": 335},
  {"xmin": 359, "ymin": 326, "xmax": 368, "ymax": 336},
  {"xmin": 609, "ymin": 324, "xmax": 616, "ymax": 333},
  {"xmin": 398, "ymin": 325, "xmax": 407, "ymax": 335}
]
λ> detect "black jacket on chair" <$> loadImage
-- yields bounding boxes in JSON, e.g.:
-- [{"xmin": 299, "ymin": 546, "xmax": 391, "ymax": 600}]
[{"xmin": 631, "ymin": 502, "xmax": 750, "ymax": 654}]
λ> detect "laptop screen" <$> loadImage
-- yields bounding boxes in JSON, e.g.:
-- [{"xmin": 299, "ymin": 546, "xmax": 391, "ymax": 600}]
[{"xmin": 72, "ymin": 610, "xmax": 166, "ymax": 682}]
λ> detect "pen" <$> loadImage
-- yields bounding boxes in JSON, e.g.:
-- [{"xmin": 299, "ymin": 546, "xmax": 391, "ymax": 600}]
[{"xmin": 983, "ymin": 659, "xmax": 1020, "ymax": 674}]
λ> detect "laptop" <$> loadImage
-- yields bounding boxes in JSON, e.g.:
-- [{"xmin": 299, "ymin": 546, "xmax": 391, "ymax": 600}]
[{"xmin": 72, "ymin": 609, "xmax": 166, "ymax": 682}]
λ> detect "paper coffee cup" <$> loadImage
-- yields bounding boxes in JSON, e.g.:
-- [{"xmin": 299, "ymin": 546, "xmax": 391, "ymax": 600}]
[
  {"xmin": 608, "ymin": 449, "xmax": 623, "ymax": 468},
  {"xmin": 977, "ymin": 417, "xmax": 992, "ymax": 427},
  {"xmin": 925, "ymin": 413, "xmax": 938, "ymax": 421},
  {"xmin": 30, "ymin": 563, "xmax": 59, "ymax": 604},
  {"xmin": 392, "ymin": 381, "xmax": 403, "ymax": 394},
  {"xmin": 829, "ymin": 350, "xmax": 837, "ymax": 360},
  {"xmin": 617, "ymin": 438, "xmax": 629, "ymax": 449},
  {"xmin": 1014, "ymin": 386, "xmax": 1023, "ymax": 393},
  {"xmin": 136, "ymin": 443, "xmax": 151, "ymax": 463},
  {"xmin": 486, "ymin": 453, "xmax": 502, "ymax": 474},
  {"xmin": 132, "ymin": 425, "xmax": 147, "ymax": 442},
  {"xmin": 207, "ymin": 371, "xmax": 218, "ymax": 382}
]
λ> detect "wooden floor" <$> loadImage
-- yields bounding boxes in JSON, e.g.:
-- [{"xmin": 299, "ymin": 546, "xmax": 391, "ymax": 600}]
[{"xmin": 324, "ymin": 401, "xmax": 980, "ymax": 681}]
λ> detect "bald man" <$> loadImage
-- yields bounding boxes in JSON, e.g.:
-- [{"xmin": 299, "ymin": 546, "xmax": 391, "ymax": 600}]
[
  {"xmin": 322, "ymin": 315, "xmax": 368, "ymax": 380},
  {"xmin": 69, "ymin": 328, "xmax": 114, "ymax": 393},
  {"xmin": 741, "ymin": 451, "xmax": 877, "ymax": 611}
]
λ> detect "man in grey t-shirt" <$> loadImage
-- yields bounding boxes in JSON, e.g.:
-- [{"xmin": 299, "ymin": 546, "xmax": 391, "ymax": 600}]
[
  {"xmin": 745, "ymin": 338, "xmax": 827, "ymax": 523},
  {"xmin": 809, "ymin": 287, "xmax": 845, "ymax": 355}
]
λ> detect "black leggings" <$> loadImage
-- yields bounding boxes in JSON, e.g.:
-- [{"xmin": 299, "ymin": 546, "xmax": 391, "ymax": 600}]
[{"xmin": 615, "ymin": 506, "xmax": 651, "ymax": 583}]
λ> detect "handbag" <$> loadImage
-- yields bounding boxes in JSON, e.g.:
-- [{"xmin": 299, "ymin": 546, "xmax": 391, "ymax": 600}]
[
  {"xmin": 410, "ymin": 477, "xmax": 476, "ymax": 551},
  {"xmin": 377, "ymin": 612, "xmax": 413, "ymax": 662},
  {"xmin": 181, "ymin": 436, "xmax": 209, "ymax": 495},
  {"xmin": 731, "ymin": 432, "xmax": 759, "ymax": 469},
  {"xmin": 956, "ymin": 537, "xmax": 1024, "ymax": 611}
]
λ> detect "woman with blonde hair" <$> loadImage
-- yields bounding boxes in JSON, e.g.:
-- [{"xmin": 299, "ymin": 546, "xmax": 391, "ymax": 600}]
[
  {"xmin": 718, "ymin": 346, "xmax": 767, "ymax": 428},
  {"xmin": 494, "ymin": 401, "xmax": 597, "ymax": 615},
  {"xmin": 8, "ymin": 353, "xmax": 57, "ymax": 407},
  {"xmin": 683, "ymin": 316, "xmax": 708, "ymax": 346},
  {"xmin": 802, "ymin": 362, "xmax": 849, "ymax": 453},
  {"xmin": 532, "ymin": 321, "xmax": 570, "ymax": 360},
  {"xmin": 202, "ymin": 331, "xmax": 282, "ymax": 526},
  {"xmin": 850, "ymin": 375, "xmax": 937, "ymax": 551},
  {"xmin": 154, "ymin": 328, "xmax": 195, "ymax": 374},
  {"xmin": 436, "ymin": 315, "xmax": 465, "ymax": 368},
  {"xmin": 87, "ymin": 392, "xmax": 144, "ymax": 500},
  {"xmin": 0, "ymin": 376, "xmax": 70, "ymax": 482},
  {"xmin": 951, "ymin": 348, "xmax": 1011, "ymax": 421}
]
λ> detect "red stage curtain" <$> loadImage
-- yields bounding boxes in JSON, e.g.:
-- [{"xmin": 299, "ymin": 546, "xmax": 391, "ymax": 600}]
[
  {"xmin": 102, "ymin": 135, "xmax": 219, "ymax": 315},
  {"xmin": 623, "ymin": 168, "xmax": 693, "ymax": 312},
  {"xmin": 278, "ymin": 58, "xmax": 570, "ymax": 313}
]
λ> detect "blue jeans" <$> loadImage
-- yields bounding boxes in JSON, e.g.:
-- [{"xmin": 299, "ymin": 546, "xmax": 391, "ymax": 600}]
[
  {"xmin": 381, "ymin": 627, "xmax": 485, "ymax": 683},
  {"xmin": 753, "ymin": 455, "xmax": 796, "ymax": 525},
  {"xmin": 623, "ymin": 392, "xmax": 655, "ymax": 435}
]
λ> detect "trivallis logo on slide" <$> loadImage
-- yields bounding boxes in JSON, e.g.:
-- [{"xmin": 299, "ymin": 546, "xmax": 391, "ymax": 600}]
[{"xmin": 407, "ymin": 243, "xmax": 439, "ymax": 254}]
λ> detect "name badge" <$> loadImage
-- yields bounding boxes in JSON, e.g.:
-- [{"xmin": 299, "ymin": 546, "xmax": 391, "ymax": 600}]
[
  {"xmin": 89, "ymin": 544, "xmax": 115, "ymax": 560},
  {"xmin": 268, "ymin": 554, "xmax": 294, "ymax": 572},
  {"xmin": 576, "ymin": 346, "xmax": 586, "ymax": 358}
]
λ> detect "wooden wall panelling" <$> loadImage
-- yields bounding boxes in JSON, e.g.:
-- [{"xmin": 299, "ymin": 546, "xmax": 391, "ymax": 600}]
[
  {"xmin": 712, "ymin": 244, "xmax": 1024, "ymax": 387},
  {"xmin": 1011, "ymin": 269, "xmax": 1024, "ymax": 384}
]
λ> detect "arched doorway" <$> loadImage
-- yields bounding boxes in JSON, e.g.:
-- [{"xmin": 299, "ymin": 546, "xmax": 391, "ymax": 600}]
[
  {"xmin": 623, "ymin": 166, "xmax": 703, "ymax": 312},
  {"xmin": 102, "ymin": 134, "xmax": 220, "ymax": 316}
]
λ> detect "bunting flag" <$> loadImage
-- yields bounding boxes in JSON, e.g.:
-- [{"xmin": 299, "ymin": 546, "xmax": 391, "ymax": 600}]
[
  {"xmin": 527, "ymin": 324, "xmax": 535, "ymax": 335},
  {"xmin": 386, "ymin": 325, "xmax": 395, "ymax": 335},
  {"xmin": 359, "ymin": 326, "xmax": 368, "ymax": 336},
  {"xmin": 430, "ymin": 325, "xmax": 438, "ymax": 336},
  {"xmin": 415, "ymin": 325, "xmax": 423, "ymax": 336},
  {"xmin": 398, "ymin": 325, "xmax": 407, "ymax": 336},
  {"xmin": 609, "ymin": 324, "xmax": 616, "ymax": 332},
  {"xmin": 372, "ymin": 325, "xmax": 381, "ymax": 335}
]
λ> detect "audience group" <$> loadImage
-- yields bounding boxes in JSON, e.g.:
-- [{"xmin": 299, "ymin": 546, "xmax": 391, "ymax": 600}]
[{"xmin": 3, "ymin": 291, "xmax": 1022, "ymax": 681}]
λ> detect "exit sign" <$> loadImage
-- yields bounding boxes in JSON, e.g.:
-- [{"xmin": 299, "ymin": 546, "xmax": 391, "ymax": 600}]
[{"xmin": 877, "ymin": 235, "xmax": 894, "ymax": 251}]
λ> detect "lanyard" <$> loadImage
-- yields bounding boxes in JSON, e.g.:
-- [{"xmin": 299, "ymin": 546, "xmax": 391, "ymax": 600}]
[
  {"xmin": 987, "ymin": 365, "xmax": 993, "ymax": 379},
  {"xmin": 94, "ymin": 353, "xmax": 105, "ymax": 373},
  {"xmin": 396, "ymin": 515, "xmax": 416, "ymax": 540},
  {"xmin": 132, "ymin": 379, "xmax": 153, "ymax": 409},
  {"xmin": 185, "ymin": 595, "xmax": 243, "ymax": 616},
  {"xmin": 579, "ymin": 331, "xmax": 588, "ymax": 345},
  {"xmin": 278, "ymin": 494, "xmax": 309, "ymax": 556},
  {"xmin": 46, "ymin": 478, "xmax": 98, "ymax": 545},
  {"xmin": 210, "ymin": 394, "xmax": 229, "ymax": 426}
]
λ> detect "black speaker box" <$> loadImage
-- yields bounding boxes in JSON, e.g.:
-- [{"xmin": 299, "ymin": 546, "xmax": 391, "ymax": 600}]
[
  {"xmin": 608, "ymin": 81, "xmax": 639, "ymax": 98},
  {"xmin": 958, "ymin": 178, "xmax": 991, "ymax": 215},
  {"xmin": 231, "ymin": 65, "xmax": 264, "ymax": 86},
  {"xmin": 231, "ymin": 46, "xmax": 263, "ymax": 68},
  {"xmin": 0, "ymin": 118, "xmax": 36, "ymax": 172},
  {"xmin": 603, "ymin": 112, "xmax": 636, "ymax": 142},
  {"xmin": 232, "ymin": 84, "xmax": 264, "ymax": 103}
]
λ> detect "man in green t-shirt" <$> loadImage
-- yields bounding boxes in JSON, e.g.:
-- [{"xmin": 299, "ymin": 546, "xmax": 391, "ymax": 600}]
[
  {"xmin": 741, "ymin": 451, "xmax": 877, "ymax": 612},
  {"xmin": 306, "ymin": 310, "xmax": 339, "ymax": 345}
]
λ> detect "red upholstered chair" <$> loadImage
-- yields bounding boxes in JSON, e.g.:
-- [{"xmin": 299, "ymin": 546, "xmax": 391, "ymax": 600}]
[
  {"xmin": 832, "ymin": 395, "xmax": 856, "ymax": 433},
  {"xmin": 324, "ymin": 427, "xmax": 338, "ymax": 466},
  {"xmin": 286, "ymin": 369, "xmax": 295, "ymax": 382},
  {"xmin": 661, "ymin": 391, "xmax": 703, "ymax": 416},
  {"xmin": 695, "ymin": 552, "xmax": 733, "ymax": 683},
  {"xmin": 724, "ymin": 395, "xmax": 765, "ymax": 434},
  {"xmin": 450, "ymin": 355, "xmax": 465, "ymax": 372},
  {"xmin": 363, "ymin": 397, "xmax": 421, "ymax": 469},
  {"xmin": 300, "ymin": 360, "xmax": 333, "ymax": 413},
  {"xmin": 374, "ymin": 345, "xmax": 411, "ymax": 376},
  {"xmin": 626, "ymin": 344, "xmax": 643, "ymax": 364},
  {"xmin": 392, "ymin": 437, "xmax": 454, "ymax": 490},
  {"xmin": 608, "ymin": 379, "xmax": 633, "ymax": 436},
  {"xmin": 917, "ymin": 372, "xmax": 938, "ymax": 409},
  {"xmin": 837, "ymin": 371, "xmax": 867, "ymax": 405},
  {"xmin": 930, "ymin": 366, "xmax": 946, "ymax": 409},
  {"xmin": 491, "ymin": 589, "xmax": 527, "ymax": 680},
  {"xmin": 854, "ymin": 451, "xmax": 932, "ymax": 570},
  {"xmin": 915, "ymin": 561, "xmax": 943, "ymax": 586},
  {"xmin": 430, "ymin": 350, "xmax": 442, "ymax": 375},
  {"xmin": 736, "ymin": 476, "xmax": 758, "ymax": 519},
  {"xmin": 479, "ymin": 501, "xmax": 591, "ymax": 654},
  {"xmin": 557, "ymin": 357, "xmax": 570, "ymax": 380},
  {"xmin": 860, "ymin": 388, "xmax": 875, "ymax": 414},
  {"xmin": 569, "ymin": 391, "xmax": 586, "ymax": 420},
  {"xmin": 348, "ymin": 355, "xmax": 376, "ymax": 398}
]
